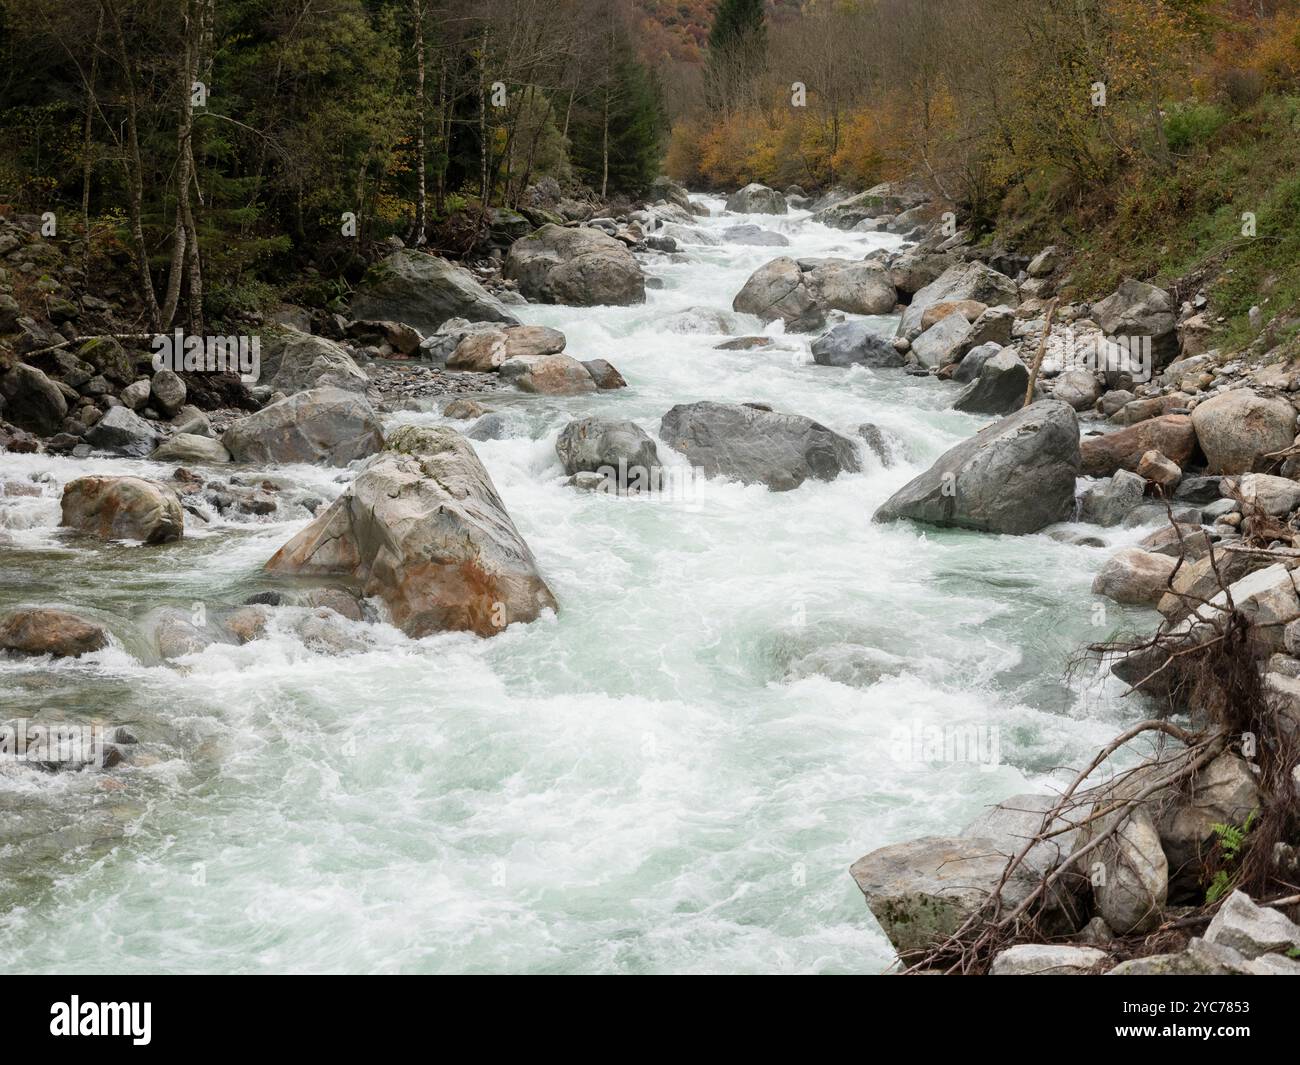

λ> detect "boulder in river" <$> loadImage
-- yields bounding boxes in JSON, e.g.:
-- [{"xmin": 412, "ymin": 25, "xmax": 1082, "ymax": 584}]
[
  {"xmin": 447, "ymin": 324, "xmax": 566, "ymax": 371},
  {"xmin": 504, "ymin": 224, "xmax": 646, "ymax": 306},
  {"xmin": 1091, "ymin": 547, "xmax": 1177, "ymax": 606},
  {"xmin": 725, "ymin": 183, "xmax": 788, "ymax": 215},
  {"xmin": 0, "ymin": 607, "xmax": 108, "ymax": 657},
  {"xmin": 60, "ymin": 475, "xmax": 184, "ymax": 543},
  {"xmin": 222, "ymin": 387, "xmax": 385, "ymax": 466},
  {"xmin": 806, "ymin": 259, "xmax": 896, "ymax": 315},
  {"xmin": 556, "ymin": 417, "xmax": 660, "ymax": 481},
  {"xmin": 151, "ymin": 433, "xmax": 233, "ymax": 465},
  {"xmin": 582, "ymin": 359, "xmax": 627, "ymax": 390},
  {"xmin": 911, "ymin": 313, "xmax": 973, "ymax": 370},
  {"xmin": 350, "ymin": 249, "xmax": 520, "ymax": 333},
  {"xmin": 873, "ymin": 401, "xmax": 1081, "ymax": 535},
  {"xmin": 265, "ymin": 424, "xmax": 557, "ymax": 637},
  {"xmin": 659, "ymin": 400, "xmax": 860, "ymax": 491},
  {"xmin": 1190, "ymin": 388, "xmax": 1296, "ymax": 474},
  {"xmin": 731, "ymin": 257, "xmax": 825, "ymax": 333},
  {"xmin": 810, "ymin": 321, "xmax": 905, "ymax": 368},
  {"xmin": 498, "ymin": 352, "xmax": 598, "ymax": 395}
]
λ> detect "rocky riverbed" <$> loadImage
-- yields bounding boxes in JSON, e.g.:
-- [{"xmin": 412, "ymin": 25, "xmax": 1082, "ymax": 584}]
[{"xmin": 2, "ymin": 180, "xmax": 1298, "ymax": 974}]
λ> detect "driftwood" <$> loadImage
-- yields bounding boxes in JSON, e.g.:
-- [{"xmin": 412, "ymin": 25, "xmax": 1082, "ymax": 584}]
[{"xmin": 1022, "ymin": 298, "xmax": 1059, "ymax": 407}]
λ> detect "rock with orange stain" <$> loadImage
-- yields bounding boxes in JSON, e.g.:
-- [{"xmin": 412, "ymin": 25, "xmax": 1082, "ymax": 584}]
[{"xmin": 264, "ymin": 425, "xmax": 556, "ymax": 637}]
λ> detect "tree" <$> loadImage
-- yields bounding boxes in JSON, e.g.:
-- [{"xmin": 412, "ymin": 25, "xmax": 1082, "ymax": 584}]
[{"xmin": 571, "ymin": 13, "xmax": 664, "ymax": 197}]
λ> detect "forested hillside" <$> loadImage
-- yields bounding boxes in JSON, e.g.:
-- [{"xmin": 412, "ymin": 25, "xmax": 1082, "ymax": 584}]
[{"xmin": 0, "ymin": 0, "xmax": 667, "ymax": 332}]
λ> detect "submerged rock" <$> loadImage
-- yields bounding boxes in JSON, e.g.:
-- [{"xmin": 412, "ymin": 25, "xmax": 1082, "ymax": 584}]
[
  {"xmin": 0, "ymin": 607, "xmax": 108, "ymax": 657},
  {"xmin": 265, "ymin": 425, "xmax": 556, "ymax": 637},
  {"xmin": 61, "ymin": 475, "xmax": 184, "ymax": 543}
]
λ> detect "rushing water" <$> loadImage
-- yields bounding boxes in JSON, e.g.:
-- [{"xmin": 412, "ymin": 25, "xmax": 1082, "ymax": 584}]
[{"xmin": 0, "ymin": 195, "xmax": 1161, "ymax": 974}]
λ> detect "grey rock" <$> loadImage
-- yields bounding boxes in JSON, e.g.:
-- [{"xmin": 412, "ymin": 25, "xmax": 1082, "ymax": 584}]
[
  {"xmin": 222, "ymin": 387, "xmax": 384, "ymax": 466},
  {"xmin": 725, "ymin": 183, "xmax": 788, "ymax": 215},
  {"xmin": 953, "ymin": 349, "xmax": 1028, "ymax": 414},
  {"xmin": 351, "ymin": 250, "xmax": 520, "ymax": 334},
  {"xmin": 874, "ymin": 401, "xmax": 1081, "ymax": 535},
  {"xmin": 85, "ymin": 405, "xmax": 157, "ymax": 457},
  {"xmin": 504, "ymin": 224, "xmax": 646, "ymax": 306},
  {"xmin": 810, "ymin": 321, "xmax": 905, "ymax": 368},
  {"xmin": 659, "ymin": 400, "xmax": 860, "ymax": 491},
  {"xmin": 555, "ymin": 417, "xmax": 660, "ymax": 480}
]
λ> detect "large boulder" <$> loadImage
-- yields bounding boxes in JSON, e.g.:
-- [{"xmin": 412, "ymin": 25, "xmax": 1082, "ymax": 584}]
[
  {"xmin": 850, "ymin": 836, "xmax": 1044, "ymax": 956},
  {"xmin": 810, "ymin": 321, "xmax": 905, "ymax": 368},
  {"xmin": 874, "ymin": 401, "xmax": 1080, "ymax": 535},
  {"xmin": 725, "ymin": 183, "xmax": 787, "ymax": 214},
  {"xmin": 1091, "ymin": 547, "xmax": 1177, "ymax": 606},
  {"xmin": 555, "ymin": 417, "xmax": 660, "ymax": 478},
  {"xmin": 504, "ymin": 224, "xmax": 646, "ymax": 306},
  {"xmin": 1091, "ymin": 279, "xmax": 1177, "ymax": 362},
  {"xmin": 1054, "ymin": 369, "xmax": 1102, "ymax": 411},
  {"xmin": 1081, "ymin": 804, "xmax": 1168, "ymax": 934},
  {"xmin": 498, "ymin": 353, "xmax": 597, "ymax": 395},
  {"xmin": 265, "ymin": 425, "xmax": 556, "ymax": 637},
  {"xmin": 659, "ymin": 401, "xmax": 860, "ymax": 491},
  {"xmin": 889, "ymin": 250, "xmax": 955, "ymax": 295},
  {"xmin": 60, "ymin": 475, "xmax": 184, "ymax": 543},
  {"xmin": 350, "ymin": 250, "xmax": 520, "ymax": 334},
  {"xmin": 732, "ymin": 257, "xmax": 825, "ymax": 332},
  {"xmin": 0, "ymin": 363, "xmax": 66, "ymax": 434},
  {"xmin": 222, "ymin": 388, "xmax": 384, "ymax": 466},
  {"xmin": 447, "ymin": 325, "xmax": 565, "ymax": 372},
  {"xmin": 1190, "ymin": 389, "xmax": 1296, "ymax": 474},
  {"xmin": 0, "ymin": 607, "xmax": 108, "ymax": 657},
  {"xmin": 806, "ymin": 260, "xmax": 896, "ymax": 315},
  {"xmin": 1080, "ymin": 415, "xmax": 1196, "ymax": 477},
  {"xmin": 259, "ymin": 327, "xmax": 368, "ymax": 394},
  {"xmin": 952, "ymin": 350, "xmax": 1030, "ymax": 415},
  {"xmin": 911, "ymin": 313, "xmax": 973, "ymax": 370},
  {"xmin": 85, "ymin": 405, "xmax": 158, "ymax": 457},
  {"xmin": 899, "ymin": 262, "xmax": 1019, "ymax": 340},
  {"xmin": 1158, "ymin": 753, "xmax": 1259, "ymax": 900},
  {"xmin": 151, "ymin": 433, "xmax": 232, "ymax": 464}
]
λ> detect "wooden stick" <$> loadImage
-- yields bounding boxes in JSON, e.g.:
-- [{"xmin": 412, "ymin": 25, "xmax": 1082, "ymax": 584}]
[{"xmin": 1023, "ymin": 297, "xmax": 1059, "ymax": 408}]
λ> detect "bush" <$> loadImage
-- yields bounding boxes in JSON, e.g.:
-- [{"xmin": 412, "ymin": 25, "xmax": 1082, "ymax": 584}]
[{"xmin": 1164, "ymin": 102, "xmax": 1228, "ymax": 153}]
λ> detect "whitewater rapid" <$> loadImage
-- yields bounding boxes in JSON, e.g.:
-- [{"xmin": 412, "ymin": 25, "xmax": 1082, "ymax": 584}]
[{"xmin": 0, "ymin": 195, "xmax": 1156, "ymax": 973}]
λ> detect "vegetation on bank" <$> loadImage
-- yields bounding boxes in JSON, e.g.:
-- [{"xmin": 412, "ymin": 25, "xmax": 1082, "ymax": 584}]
[{"xmin": 0, "ymin": 0, "xmax": 667, "ymax": 333}]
